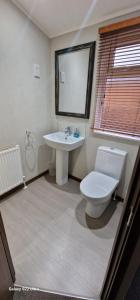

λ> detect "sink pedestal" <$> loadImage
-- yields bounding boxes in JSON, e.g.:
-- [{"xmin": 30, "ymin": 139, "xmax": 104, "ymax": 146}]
[
  {"xmin": 56, "ymin": 150, "xmax": 69, "ymax": 185},
  {"xmin": 43, "ymin": 132, "xmax": 84, "ymax": 186}
]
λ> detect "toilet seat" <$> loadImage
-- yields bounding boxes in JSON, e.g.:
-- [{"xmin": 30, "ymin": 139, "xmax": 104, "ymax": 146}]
[{"xmin": 80, "ymin": 171, "xmax": 119, "ymax": 202}]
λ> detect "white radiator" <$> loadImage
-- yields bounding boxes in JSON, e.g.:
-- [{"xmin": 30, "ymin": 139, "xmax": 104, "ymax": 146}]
[{"xmin": 0, "ymin": 145, "xmax": 23, "ymax": 196}]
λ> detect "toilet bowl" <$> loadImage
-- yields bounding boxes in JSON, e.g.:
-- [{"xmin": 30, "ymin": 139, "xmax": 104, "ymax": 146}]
[
  {"xmin": 80, "ymin": 171, "xmax": 119, "ymax": 218},
  {"xmin": 80, "ymin": 146, "xmax": 127, "ymax": 218}
]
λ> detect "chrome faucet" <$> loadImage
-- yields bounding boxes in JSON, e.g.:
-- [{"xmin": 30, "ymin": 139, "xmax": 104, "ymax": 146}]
[{"xmin": 64, "ymin": 126, "xmax": 72, "ymax": 139}]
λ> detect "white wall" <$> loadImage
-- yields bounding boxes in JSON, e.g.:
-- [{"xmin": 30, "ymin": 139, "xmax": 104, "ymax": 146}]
[
  {"xmin": 0, "ymin": 1, "xmax": 139, "ymax": 197},
  {"xmin": 51, "ymin": 13, "xmax": 140, "ymax": 199},
  {"xmin": 0, "ymin": 0, "xmax": 52, "ymax": 181}
]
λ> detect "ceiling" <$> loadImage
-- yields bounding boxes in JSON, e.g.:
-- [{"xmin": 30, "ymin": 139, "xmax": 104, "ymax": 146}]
[{"xmin": 12, "ymin": 0, "xmax": 140, "ymax": 38}]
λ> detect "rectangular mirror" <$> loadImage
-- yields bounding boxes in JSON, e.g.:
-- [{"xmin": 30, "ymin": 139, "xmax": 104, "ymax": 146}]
[{"xmin": 55, "ymin": 42, "xmax": 96, "ymax": 118}]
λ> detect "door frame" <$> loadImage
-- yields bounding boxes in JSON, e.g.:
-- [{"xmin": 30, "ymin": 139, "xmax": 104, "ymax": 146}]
[
  {"xmin": 101, "ymin": 147, "xmax": 140, "ymax": 300},
  {"xmin": 0, "ymin": 213, "xmax": 15, "ymax": 283}
]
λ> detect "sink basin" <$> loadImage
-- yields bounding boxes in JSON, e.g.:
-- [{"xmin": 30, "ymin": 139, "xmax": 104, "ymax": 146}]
[
  {"xmin": 43, "ymin": 131, "xmax": 85, "ymax": 185},
  {"xmin": 43, "ymin": 131, "xmax": 85, "ymax": 151}
]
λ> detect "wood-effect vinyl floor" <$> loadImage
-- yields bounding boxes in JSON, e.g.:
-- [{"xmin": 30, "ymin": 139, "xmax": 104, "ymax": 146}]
[{"xmin": 0, "ymin": 175, "xmax": 123, "ymax": 299}]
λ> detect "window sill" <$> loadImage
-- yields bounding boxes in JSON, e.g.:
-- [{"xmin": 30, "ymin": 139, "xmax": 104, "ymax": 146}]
[{"xmin": 93, "ymin": 130, "xmax": 140, "ymax": 143}]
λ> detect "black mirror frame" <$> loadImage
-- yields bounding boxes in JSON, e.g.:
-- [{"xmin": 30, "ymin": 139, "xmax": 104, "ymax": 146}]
[{"xmin": 55, "ymin": 41, "xmax": 96, "ymax": 119}]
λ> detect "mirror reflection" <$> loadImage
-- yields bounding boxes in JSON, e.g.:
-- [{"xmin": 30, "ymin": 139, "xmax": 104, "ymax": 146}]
[{"xmin": 55, "ymin": 42, "xmax": 96, "ymax": 118}]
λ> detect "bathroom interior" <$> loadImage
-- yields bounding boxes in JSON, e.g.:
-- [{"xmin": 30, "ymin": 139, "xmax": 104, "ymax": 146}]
[{"xmin": 0, "ymin": 0, "xmax": 140, "ymax": 299}]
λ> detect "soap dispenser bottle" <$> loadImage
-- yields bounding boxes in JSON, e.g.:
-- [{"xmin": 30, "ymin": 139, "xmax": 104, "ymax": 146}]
[{"xmin": 73, "ymin": 128, "xmax": 80, "ymax": 138}]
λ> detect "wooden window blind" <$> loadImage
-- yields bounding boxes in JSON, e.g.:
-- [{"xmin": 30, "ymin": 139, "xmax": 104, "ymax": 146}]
[{"xmin": 93, "ymin": 21, "xmax": 140, "ymax": 137}]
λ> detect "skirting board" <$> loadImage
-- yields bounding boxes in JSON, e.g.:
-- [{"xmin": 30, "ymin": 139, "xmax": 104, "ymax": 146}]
[
  {"xmin": 68, "ymin": 174, "xmax": 81, "ymax": 182},
  {"xmin": 26, "ymin": 171, "xmax": 49, "ymax": 185},
  {"xmin": 0, "ymin": 171, "xmax": 123, "ymax": 202},
  {"xmin": 0, "ymin": 171, "xmax": 79, "ymax": 200},
  {"xmin": 0, "ymin": 171, "xmax": 49, "ymax": 201}
]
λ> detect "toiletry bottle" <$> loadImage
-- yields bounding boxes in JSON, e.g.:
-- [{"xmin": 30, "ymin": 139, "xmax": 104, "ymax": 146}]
[{"xmin": 74, "ymin": 128, "xmax": 80, "ymax": 138}]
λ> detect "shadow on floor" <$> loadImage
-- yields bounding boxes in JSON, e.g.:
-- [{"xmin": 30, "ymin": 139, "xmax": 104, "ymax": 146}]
[
  {"xmin": 75, "ymin": 198, "xmax": 118, "ymax": 230},
  {"xmin": 44, "ymin": 174, "xmax": 80, "ymax": 195}
]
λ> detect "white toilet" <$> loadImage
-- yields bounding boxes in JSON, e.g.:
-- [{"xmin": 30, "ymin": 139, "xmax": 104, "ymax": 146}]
[{"xmin": 80, "ymin": 146, "xmax": 127, "ymax": 218}]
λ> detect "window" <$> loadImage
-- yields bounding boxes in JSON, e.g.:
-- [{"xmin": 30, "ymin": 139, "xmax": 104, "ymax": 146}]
[
  {"xmin": 93, "ymin": 22, "xmax": 140, "ymax": 138},
  {"xmin": 114, "ymin": 44, "xmax": 140, "ymax": 67}
]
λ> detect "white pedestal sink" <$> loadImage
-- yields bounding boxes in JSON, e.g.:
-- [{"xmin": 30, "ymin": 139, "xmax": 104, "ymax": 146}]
[{"xmin": 43, "ymin": 131, "xmax": 85, "ymax": 185}]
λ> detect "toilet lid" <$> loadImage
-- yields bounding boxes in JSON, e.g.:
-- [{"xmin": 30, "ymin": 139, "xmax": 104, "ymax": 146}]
[{"xmin": 80, "ymin": 171, "xmax": 119, "ymax": 199}]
